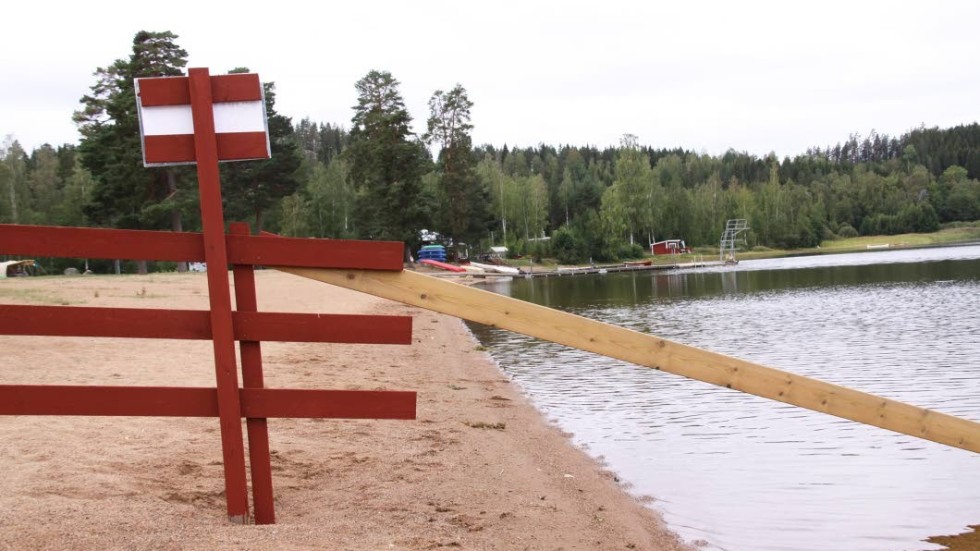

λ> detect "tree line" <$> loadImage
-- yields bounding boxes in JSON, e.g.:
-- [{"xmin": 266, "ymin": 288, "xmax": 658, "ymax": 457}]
[{"xmin": 2, "ymin": 30, "xmax": 979, "ymax": 273}]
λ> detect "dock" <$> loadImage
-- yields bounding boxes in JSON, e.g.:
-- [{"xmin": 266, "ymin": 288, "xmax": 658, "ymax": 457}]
[
  {"xmin": 420, "ymin": 259, "xmax": 727, "ymax": 280},
  {"xmin": 522, "ymin": 259, "xmax": 725, "ymax": 278}
]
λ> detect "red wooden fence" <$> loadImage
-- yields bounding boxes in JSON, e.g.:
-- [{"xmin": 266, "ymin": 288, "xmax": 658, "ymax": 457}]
[{"xmin": 0, "ymin": 67, "xmax": 416, "ymax": 525}]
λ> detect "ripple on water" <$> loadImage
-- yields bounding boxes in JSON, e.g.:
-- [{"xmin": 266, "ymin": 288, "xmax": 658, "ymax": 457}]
[{"xmin": 470, "ymin": 249, "xmax": 980, "ymax": 551}]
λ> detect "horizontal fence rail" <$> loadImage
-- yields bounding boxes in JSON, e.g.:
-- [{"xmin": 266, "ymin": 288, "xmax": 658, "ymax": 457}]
[
  {"xmin": 0, "ymin": 224, "xmax": 404, "ymax": 270},
  {"xmin": 0, "ymin": 386, "xmax": 416, "ymax": 419},
  {"xmin": 0, "ymin": 304, "xmax": 412, "ymax": 344}
]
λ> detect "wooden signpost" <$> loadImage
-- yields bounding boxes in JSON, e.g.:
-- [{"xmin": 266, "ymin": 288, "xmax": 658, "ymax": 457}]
[{"xmin": 0, "ymin": 68, "xmax": 418, "ymax": 524}]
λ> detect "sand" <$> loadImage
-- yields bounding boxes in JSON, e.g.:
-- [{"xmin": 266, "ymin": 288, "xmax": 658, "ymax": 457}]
[{"xmin": 0, "ymin": 270, "xmax": 692, "ymax": 551}]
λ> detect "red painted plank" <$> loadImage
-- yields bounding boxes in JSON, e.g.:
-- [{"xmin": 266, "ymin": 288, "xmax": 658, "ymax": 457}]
[
  {"xmin": 138, "ymin": 76, "xmax": 190, "ymax": 107},
  {"xmin": 234, "ymin": 312, "xmax": 412, "ymax": 344},
  {"xmin": 226, "ymin": 233, "xmax": 404, "ymax": 271},
  {"xmin": 0, "ymin": 224, "xmax": 403, "ymax": 269},
  {"xmin": 189, "ymin": 66, "xmax": 249, "ymax": 522},
  {"xmin": 138, "ymin": 74, "xmax": 262, "ymax": 107},
  {"xmin": 240, "ymin": 389, "xmax": 417, "ymax": 420},
  {"xmin": 0, "ymin": 386, "xmax": 217, "ymax": 416},
  {"xmin": 0, "ymin": 224, "xmax": 203, "ymax": 261},
  {"xmin": 230, "ymin": 221, "xmax": 275, "ymax": 525},
  {"xmin": 0, "ymin": 305, "xmax": 211, "ymax": 339},
  {"xmin": 216, "ymin": 131, "xmax": 269, "ymax": 161},
  {"xmin": 210, "ymin": 73, "xmax": 263, "ymax": 103},
  {"xmin": 144, "ymin": 132, "xmax": 269, "ymax": 164},
  {"xmin": 0, "ymin": 305, "xmax": 412, "ymax": 344},
  {"xmin": 144, "ymin": 134, "xmax": 196, "ymax": 164},
  {"xmin": 0, "ymin": 386, "xmax": 417, "ymax": 420}
]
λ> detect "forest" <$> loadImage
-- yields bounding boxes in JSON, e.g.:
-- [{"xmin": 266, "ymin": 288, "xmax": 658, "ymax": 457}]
[{"xmin": 2, "ymin": 31, "xmax": 980, "ymax": 272}]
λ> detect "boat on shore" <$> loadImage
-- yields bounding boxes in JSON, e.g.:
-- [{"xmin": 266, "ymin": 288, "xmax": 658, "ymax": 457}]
[
  {"xmin": 419, "ymin": 259, "xmax": 466, "ymax": 272},
  {"xmin": 468, "ymin": 261, "xmax": 521, "ymax": 275}
]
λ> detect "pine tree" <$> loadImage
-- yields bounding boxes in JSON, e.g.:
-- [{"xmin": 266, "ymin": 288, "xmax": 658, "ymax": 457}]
[
  {"xmin": 424, "ymin": 85, "xmax": 493, "ymax": 253},
  {"xmin": 221, "ymin": 71, "xmax": 302, "ymax": 233},
  {"xmin": 73, "ymin": 31, "xmax": 188, "ymax": 272},
  {"xmin": 346, "ymin": 70, "xmax": 429, "ymax": 257}
]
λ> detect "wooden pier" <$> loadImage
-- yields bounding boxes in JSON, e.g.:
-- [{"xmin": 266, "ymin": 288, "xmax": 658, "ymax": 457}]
[
  {"xmin": 420, "ymin": 258, "xmax": 727, "ymax": 280},
  {"xmin": 524, "ymin": 259, "xmax": 725, "ymax": 278}
]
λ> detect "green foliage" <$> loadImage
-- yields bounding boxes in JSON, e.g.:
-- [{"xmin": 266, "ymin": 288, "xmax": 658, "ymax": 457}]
[
  {"xmin": 221, "ymin": 75, "xmax": 303, "ymax": 232},
  {"xmin": 75, "ymin": 31, "xmax": 189, "ymax": 237},
  {"xmin": 424, "ymin": 84, "xmax": 493, "ymax": 249},
  {"xmin": 346, "ymin": 70, "xmax": 430, "ymax": 253},
  {"xmin": 551, "ymin": 226, "xmax": 582, "ymax": 264},
  {"xmin": 617, "ymin": 243, "xmax": 647, "ymax": 260},
  {"xmin": 0, "ymin": 137, "xmax": 28, "ymax": 223},
  {"xmin": 601, "ymin": 135, "xmax": 653, "ymax": 244},
  {"xmin": 836, "ymin": 223, "xmax": 859, "ymax": 238}
]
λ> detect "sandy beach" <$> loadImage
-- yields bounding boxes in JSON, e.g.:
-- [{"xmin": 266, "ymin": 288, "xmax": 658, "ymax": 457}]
[{"xmin": 0, "ymin": 270, "xmax": 692, "ymax": 550}]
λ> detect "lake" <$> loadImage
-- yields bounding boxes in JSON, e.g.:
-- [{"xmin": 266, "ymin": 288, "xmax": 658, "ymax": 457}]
[{"xmin": 468, "ymin": 244, "xmax": 980, "ymax": 551}]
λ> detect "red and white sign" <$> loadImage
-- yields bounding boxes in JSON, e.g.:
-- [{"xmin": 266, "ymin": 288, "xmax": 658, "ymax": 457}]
[{"xmin": 136, "ymin": 73, "xmax": 271, "ymax": 166}]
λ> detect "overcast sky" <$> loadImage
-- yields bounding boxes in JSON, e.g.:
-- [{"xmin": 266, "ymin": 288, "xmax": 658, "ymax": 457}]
[{"xmin": 3, "ymin": 0, "xmax": 979, "ymax": 158}]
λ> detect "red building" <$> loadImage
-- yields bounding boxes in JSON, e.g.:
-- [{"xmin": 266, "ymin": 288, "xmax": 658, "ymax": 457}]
[{"xmin": 650, "ymin": 239, "xmax": 691, "ymax": 255}]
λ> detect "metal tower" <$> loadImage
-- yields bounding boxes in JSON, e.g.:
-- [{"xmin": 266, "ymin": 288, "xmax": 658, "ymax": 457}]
[{"xmin": 719, "ymin": 219, "xmax": 749, "ymax": 262}]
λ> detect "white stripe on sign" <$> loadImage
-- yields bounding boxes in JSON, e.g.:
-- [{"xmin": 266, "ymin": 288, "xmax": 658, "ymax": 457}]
[
  {"xmin": 141, "ymin": 105, "xmax": 194, "ymax": 135},
  {"xmin": 140, "ymin": 101, "xmax": 267, "ymax": 136}
]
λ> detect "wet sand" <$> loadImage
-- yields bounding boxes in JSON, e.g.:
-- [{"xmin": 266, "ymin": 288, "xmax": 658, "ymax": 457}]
[{"xmin": 0, "ymin": 271, "xmax": 691, "ymax": 550}]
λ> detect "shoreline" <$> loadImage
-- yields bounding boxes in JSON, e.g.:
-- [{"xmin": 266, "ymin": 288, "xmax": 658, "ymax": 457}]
[{"xmin": 0, "ymin": 271, "xmax": 692, "ymax": 550}]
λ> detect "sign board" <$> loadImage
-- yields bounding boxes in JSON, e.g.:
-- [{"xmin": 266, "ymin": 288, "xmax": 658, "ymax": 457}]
[{"xmin": 136, "ymin": 73, "xmax": 271, "ymax": 166}]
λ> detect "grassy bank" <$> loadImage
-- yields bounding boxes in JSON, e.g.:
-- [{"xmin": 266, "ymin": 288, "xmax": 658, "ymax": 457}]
[
  {"xmin": 697, "ymin": 221, "xmax": 980, "ymax": 262},
  {"xmin": 502, "ymin": 222, "xmax": 980, "ymax": 270}
]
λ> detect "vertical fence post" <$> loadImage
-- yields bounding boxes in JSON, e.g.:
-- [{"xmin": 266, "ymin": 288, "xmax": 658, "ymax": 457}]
[
  {"xmin": 230, "ymin": 222, "xmax": 276, "ymax": 524},
  {"xmin": 188, "ymin": 67, "xmax": 250, "ymax": 523}
]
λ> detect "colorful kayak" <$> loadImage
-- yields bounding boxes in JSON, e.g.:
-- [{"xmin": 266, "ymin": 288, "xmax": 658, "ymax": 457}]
[{"xmin": 420, "ymin": 259, "xmax": 466, "ymax": 272}]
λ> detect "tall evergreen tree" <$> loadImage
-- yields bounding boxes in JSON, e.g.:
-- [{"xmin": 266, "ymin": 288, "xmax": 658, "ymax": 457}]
[
  {"xmin": 603, "ymin": 135, "xmax": 653, "ymax": 245},
  {"xmin": 346, "ymin": 70, "xmax": 429, "ymax": 258},
  {"xmin": 424, "ymin": 84, "xmax": 492, "ymax": 252},
  {"xmin": 73, "ymin": 31, "xmax": 188, "ymax": 272},
  {"xmin": 221, "ymin": 69, "xmax": 302, "ymax": 233},
  {"xmin": 0, "ymin": 137, "xmax": 28, "ymax": 224}
]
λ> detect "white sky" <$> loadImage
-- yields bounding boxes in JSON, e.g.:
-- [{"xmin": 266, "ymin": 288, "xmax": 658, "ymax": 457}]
[{"xmin": 3, "ymin": 0, "xmax": 979, "ymax": 158}]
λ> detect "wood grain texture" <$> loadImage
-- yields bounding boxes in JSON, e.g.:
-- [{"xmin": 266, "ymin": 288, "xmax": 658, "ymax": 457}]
[
  {"xmin": 0, "ymin": 223, "xmax": 403, "ymax": 269},
  {"xmin": 0, "ymin": 304, "xmax": 411, "ymax": 345},
  {"xmin": 230, "ymin": 222, "xmax": 275, "ymax": 525},
  {"xmin": 189, "ymin": 67, "xmax": 249, "ymax": 522},
  {"xmin": 0, "ymin": 385, "xmax": 416, "ymax": 420},
  {"xmin": 277, "ymin": 267, "xmax": 980, "ymax": 454}
]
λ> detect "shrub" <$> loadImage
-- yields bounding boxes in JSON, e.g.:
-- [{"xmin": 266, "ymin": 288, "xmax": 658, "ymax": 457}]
[{"xmin": 836, "ymin": 223, "xmax": 859, "ymax": 238}]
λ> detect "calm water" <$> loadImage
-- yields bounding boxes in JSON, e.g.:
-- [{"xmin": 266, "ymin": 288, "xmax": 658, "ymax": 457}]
[{"xmin": 468, "ymin": 244, "xmax": 980, "ymax": 551}]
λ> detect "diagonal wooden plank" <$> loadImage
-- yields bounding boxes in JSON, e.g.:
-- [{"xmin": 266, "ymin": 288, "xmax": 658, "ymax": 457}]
[{"xmin": 275, "ymin": 267, "xmax": 980, "ymax": 454}]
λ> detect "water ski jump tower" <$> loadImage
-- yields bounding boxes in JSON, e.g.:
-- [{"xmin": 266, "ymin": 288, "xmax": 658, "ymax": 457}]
[
  {"xmin": 1, "ymin": 68, "xmax": 978, "ymax": 525},
  {"xmin": 720, "ymin": 218, "xmax": 749, "ymax": 262}
]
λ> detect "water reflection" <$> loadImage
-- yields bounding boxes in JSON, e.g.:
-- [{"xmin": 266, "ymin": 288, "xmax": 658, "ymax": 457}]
[{"xmin": 469, "ymin": 245, "xmax": 980, "ymax": 551}]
